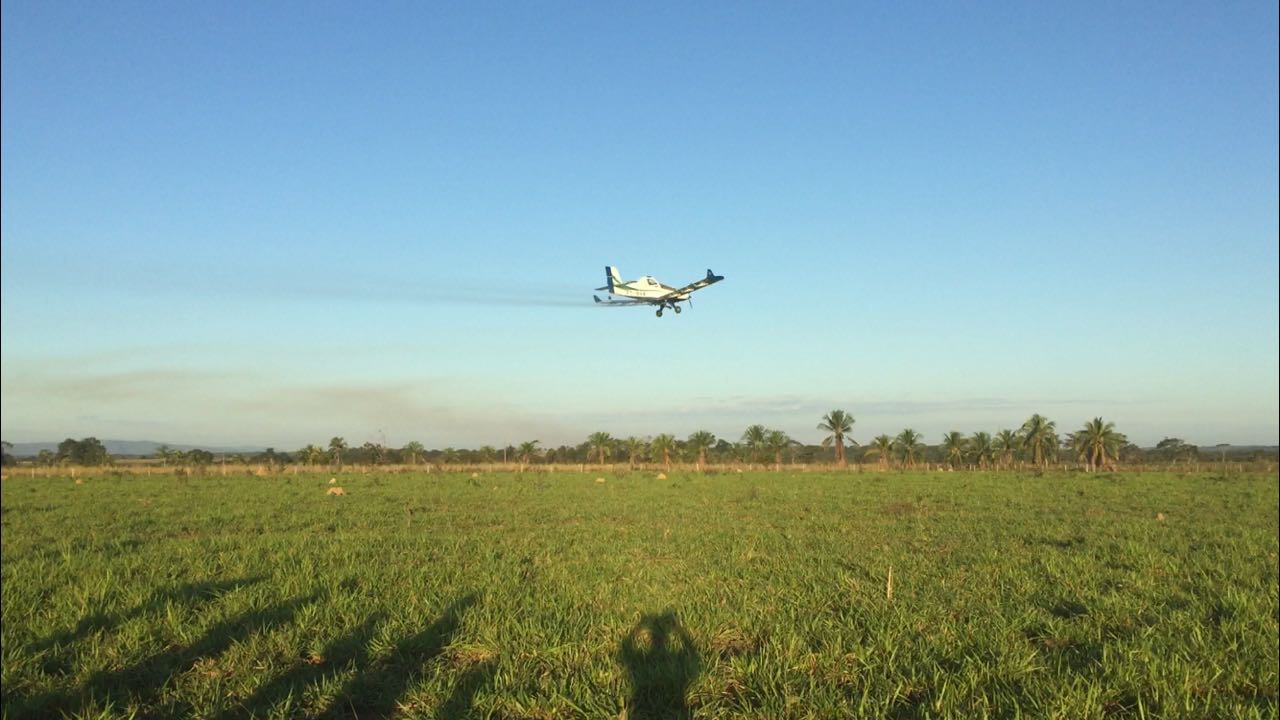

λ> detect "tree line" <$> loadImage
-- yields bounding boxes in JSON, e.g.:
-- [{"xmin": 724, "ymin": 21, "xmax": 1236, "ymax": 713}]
[
  {"xmin": 2, "ymin": 437, "xmax": 112, "ymax": 467},
  {"xmin": 4, "ymin": 413, "xmax": 1267, "ymax": 470}
]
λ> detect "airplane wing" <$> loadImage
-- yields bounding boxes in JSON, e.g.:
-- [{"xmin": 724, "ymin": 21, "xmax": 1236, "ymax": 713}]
[
  {"xmin": 659, "ymin": 269, "xmax": 725, "ymax": 299},
  {"xmin": 593, "ymin": 295, "xmax": 652, "ymax": 306}
]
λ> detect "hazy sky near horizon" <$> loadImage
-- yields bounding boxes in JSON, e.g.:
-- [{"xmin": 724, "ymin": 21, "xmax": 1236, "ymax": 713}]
[{"xmin": 3, "ymin": 2, "xmax": 1277, "ymax": 450}]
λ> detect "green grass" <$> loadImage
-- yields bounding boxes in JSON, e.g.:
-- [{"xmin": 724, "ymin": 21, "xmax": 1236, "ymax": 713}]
[{"xmin": 2, "ymin": 470, "xmax": 1276, "ymax": 719}]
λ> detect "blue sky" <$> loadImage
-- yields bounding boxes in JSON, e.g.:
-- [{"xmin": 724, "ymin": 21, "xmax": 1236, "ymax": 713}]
[{"xmin": 3, "ymin": 2, "xmax": 1277, "ymax": 450}]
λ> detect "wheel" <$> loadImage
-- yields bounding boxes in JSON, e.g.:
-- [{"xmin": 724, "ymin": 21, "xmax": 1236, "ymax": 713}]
[
  {"xmin": 656, "ymin": 308, "xmax": 663, "ymax": 317},
  {"xmin": 673, "ymin": 305, "xmax": 682, "ymax": 314}
]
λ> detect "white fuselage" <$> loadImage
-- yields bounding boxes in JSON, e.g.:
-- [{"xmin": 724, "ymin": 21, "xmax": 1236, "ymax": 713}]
[{"xmin": 610, "ymin": 275, "xmax": 684, "ymax": 301}]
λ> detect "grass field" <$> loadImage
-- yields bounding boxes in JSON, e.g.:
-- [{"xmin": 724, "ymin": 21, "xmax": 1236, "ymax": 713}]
[{"xmin": 2, "ymin": 470, "xmax": 1276, "ymax": 719}]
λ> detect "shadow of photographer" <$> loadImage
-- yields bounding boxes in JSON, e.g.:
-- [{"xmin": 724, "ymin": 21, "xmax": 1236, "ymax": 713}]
[{"xmin": 617, "ymin": 610, "xmax": 701, "ymax": 720}]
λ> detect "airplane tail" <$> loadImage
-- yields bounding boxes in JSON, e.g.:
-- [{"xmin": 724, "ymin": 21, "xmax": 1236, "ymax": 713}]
[{"xmin": 604, "ymin": 266, "xmax": 621, "ymax": 292}]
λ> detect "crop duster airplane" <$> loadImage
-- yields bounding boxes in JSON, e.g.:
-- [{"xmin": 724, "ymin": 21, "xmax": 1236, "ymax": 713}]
[{"xmin": 593, "ymin": 266, "xmax": 725, "ymax": 317}]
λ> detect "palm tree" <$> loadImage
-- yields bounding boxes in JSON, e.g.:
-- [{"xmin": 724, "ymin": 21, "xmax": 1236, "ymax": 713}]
[
  {"xmin": 622, "ymin": 436, "xmax": 646, "ymax": 469},
  {"xmin": 1073, "ymin": 418, "xmax": 1126, "ymax": 471},
  {"xmin": 817, "ymin": 410, "xmax": 855, "ymax": 466},
  {"xmin": 994, "ymin": 429, "xmax": 1020, "ymax": 469},
  {"xmin": 517, "ymin": 440, "xmax": 541, "ymax": 469},
  {"xmin": 441, "ymin": 447, "xmax": 459, "ymax": 466},
  {"xmin": 478, "ymin": 445, "xmax": 496, "ymax": 465},
  {"xmin": 687, "ymin": 431, "xmax": 716, "ymax": 470},
  {"xmin": 866, "ymin": 434, "xmax": 895, "ymax": 470},
  {"xmin": 650, "ymin": 434, "xmax": 677, "ymax": 469},
  {"xmin": 587, "ymin": 432, "xmax": 614, "ymax": 465},
  {"xmin": 967, "ymin": 431, "xmax": 994, "ymax": 470},
  {"xmin": 402, "ymin": 441, "xmax": 425, "ymax": 466},
  {"xmin": 1019, "ymin": 414, "xmax": 1057, "ymax": 468},
  {"xmin": 893, "ymin": 429, "xmax": 924, "ymax": 468},
  {"xmin": 764, "ymin": 429, "xmax": 793, "ymax": 470},
  {"xmin": 328, "ymin": 437, "xmax": 347, "ymax": 469},
  {"xmin": 741, "ymin": 425, "xmax": 768, "ymax": 465},
  {"xmin": 941, "ymin": 431, "xmax": 967, "ymax": 468}
]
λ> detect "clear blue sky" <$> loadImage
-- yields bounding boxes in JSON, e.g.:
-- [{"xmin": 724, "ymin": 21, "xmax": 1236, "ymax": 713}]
[{"xmin": 3, "ymin": 2, "xmax": 1277, "ymax": 450}]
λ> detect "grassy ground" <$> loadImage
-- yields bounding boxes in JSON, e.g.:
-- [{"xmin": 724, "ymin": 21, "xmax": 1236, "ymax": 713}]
[{"xmin": 1, "ymin": 470, "xmax": 1276, "ymax": 719}]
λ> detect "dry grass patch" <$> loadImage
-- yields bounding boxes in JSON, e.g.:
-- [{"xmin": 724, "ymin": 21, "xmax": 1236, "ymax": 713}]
[
  {"xmin": 709, "ymin": 627, "xmax": 760, "ymax": 659},
  {"xmin": 882, "ymin": 500, "xmax": 918, "ymax": 517},
  {"xmin": 446, "ymin": 644, "xmax": 499, "ymax": 669}
]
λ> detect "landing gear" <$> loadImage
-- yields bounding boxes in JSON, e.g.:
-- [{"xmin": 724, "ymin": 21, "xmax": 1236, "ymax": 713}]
[
  {"xmin": 673, "ymin": 305, "xmax": 682, "ymax": 314},
  {"xmin": 656, "ymin": 308, "xmax": 663, "ymax": 317}
]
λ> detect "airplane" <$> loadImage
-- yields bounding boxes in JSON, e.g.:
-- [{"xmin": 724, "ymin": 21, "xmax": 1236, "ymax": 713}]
[{"xmin": 593, "ymin": 266, "xmax": 725, "ymax": 317}]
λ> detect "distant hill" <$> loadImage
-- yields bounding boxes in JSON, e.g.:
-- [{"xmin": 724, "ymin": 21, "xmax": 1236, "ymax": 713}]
[
  {"xmin": 6, "ymin": 440, "xmax": 264, "ymax": 458},
  {"xmin": 1196, "ymin": 445, "xmax": 1278, "ymax": 456}
]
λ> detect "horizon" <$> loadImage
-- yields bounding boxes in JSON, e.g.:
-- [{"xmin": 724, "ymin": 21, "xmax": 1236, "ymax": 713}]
[
  {"xmin": 5, "ymin": 428, "xmax": 1277, "ymax": 456},
  {"xmin": 3, "ymin": 4, "xmax": 1277, "ymax": 448}
]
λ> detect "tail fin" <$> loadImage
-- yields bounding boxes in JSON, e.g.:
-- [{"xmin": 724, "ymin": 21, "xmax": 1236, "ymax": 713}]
[{"xmin": 605, "ymin": 266, "xmax": 622, "ymax": 292}]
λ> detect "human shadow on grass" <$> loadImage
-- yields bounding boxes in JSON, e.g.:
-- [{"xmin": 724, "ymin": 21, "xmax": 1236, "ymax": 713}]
[
  {"xmin": 617, "ymin": 611, "xmax": 701, "ymax": 720},
  {"xmin": 436, "ymin": 656, "xmax": 498, "ymax": 720},
  {"xmin": 6, "ymin": 575, "xmax": 265, "ymax": 714},
  {"xmin": 27, "ymin": 576, "xmax": 265, "ymax": 657},
  {"xmin": 216, "ymin": 594, "xmax": 489, "ymax": 719},
  {"xmin": 320, "ymin": 594, "xmax": 478, "ymax": 719},
  {"xmin": 11, "ymin": 588, "xmax": 321, "ymax": 719},
  {"xmin": 213, "ymin": 611, "xmax": 386, "ymax": 719}
]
